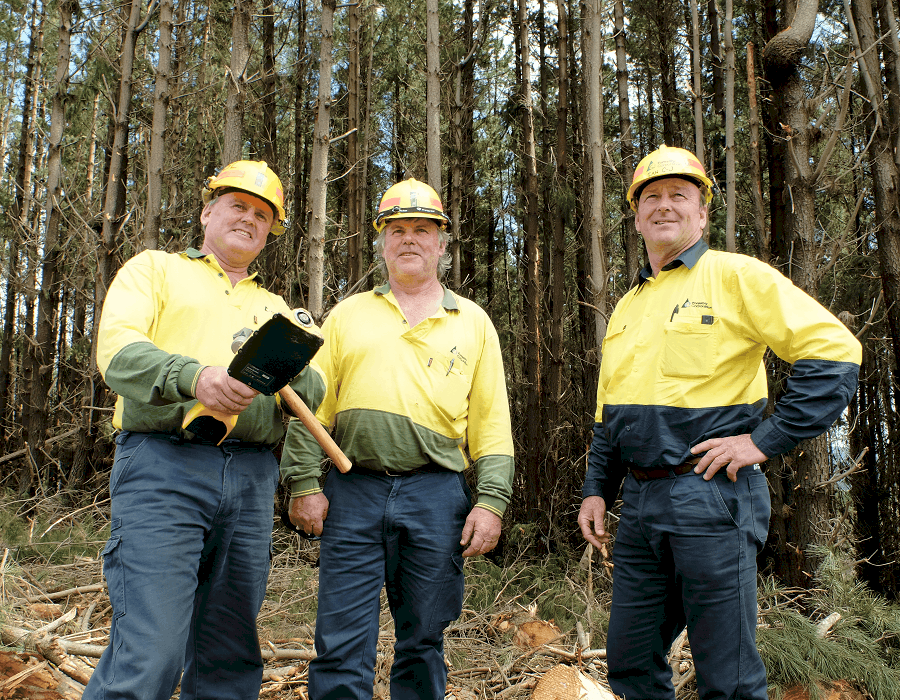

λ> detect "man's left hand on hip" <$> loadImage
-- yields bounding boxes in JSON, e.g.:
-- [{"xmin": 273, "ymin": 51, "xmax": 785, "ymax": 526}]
[{"xmin": 691, "ymin": 434, "xmax": 768, "ymax": 482}]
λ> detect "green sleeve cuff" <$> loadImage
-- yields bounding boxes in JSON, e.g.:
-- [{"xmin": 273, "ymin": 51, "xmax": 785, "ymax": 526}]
[
  {"xmin": 475, "ymin": 495, "xmax": 507, "ymax": 518},
  {"xmin": 177, "ymin": 361, "xmax": 205, "ymax": 398},
  {"xmin": 288, "ymin": 476, "xmax": 323, "ymax": 498}
]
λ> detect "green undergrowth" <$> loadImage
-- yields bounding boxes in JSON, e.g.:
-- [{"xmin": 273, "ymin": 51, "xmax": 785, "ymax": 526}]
[
  {"xmin": 0, "ymin": 489, "xmax": 110, "ymax": 569},
  {"xmin": 759, "ymin": 548, "xmax": 900, "ymax": 700}
]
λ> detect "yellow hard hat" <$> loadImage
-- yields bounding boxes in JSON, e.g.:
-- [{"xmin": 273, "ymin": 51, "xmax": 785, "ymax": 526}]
[
  {"xmin": 373, "ymin": 178, "xmax": 451, "ymax": 232},
  {"xmin": 202, "ymin": 160, "xmax": 287, "ymax": 234},
  {"xmin": 627, "ymin": 145, "xmax": 713, "ymax": 212}
]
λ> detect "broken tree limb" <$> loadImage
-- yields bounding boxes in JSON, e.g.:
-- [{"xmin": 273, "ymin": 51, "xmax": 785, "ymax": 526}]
[{"xmin": 23, "ymin": 583, "xmax": 106, "ymax": 604}]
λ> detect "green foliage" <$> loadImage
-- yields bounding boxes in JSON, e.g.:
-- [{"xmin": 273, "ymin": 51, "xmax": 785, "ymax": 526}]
[
  {"xmin": 0, "ymin": 490, "xmax": 110, "ymax": 568},
  {"xmin": 463, "ymin": 537, "xmax": 603, "ymax": 636},
  {"xmin": 758, "ymin": 549, "xmax": 900, "ymax": 700}
]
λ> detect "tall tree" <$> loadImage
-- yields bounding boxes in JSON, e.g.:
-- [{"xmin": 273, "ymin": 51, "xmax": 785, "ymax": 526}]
[
  {"xmin": 1, "ymin": 0, "xmax": 43, "ymax": 453},
  {"xmin": 224, "ymin": 0, "xmax": 251, "ymax": 163},
  {"xmin": 516, "ymin": 0, "xmax": 543, "ymax": 519},
  {"xmin": 22, "ymin": 0, "xmax": 77, "ymax": 495},
  {"xmin": 613, "ymin": 0, "xmax": 639, "ymax": 280},
  {"xmin": 144, "ymin": 0, "xmax": 174, "ymax": 251},
  {"xmin": 425, "ymin": 0, "xmax": 442, "ymax": 193},
  {"xmin": 307, "ymin": 0, "xmax": 336, "ymax": 319}
]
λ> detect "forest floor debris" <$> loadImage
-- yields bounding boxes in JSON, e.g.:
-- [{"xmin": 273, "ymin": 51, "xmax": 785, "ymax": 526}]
[{"xmin": 3, "ymin": 492, "xmax": 900, "ymax": 699}]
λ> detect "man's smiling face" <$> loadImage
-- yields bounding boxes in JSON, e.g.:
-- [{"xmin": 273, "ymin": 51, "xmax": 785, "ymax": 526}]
[
  {"xmin": 382, "ymin": 217, "xmax": 446, "ymax": 284},
  {"xmin": 634, "ymin": 177, "xmax": 708, "ymax": 265},
  {"xmin": 199, "ymin": 190, "xmax": 274, "ymax": 269}
]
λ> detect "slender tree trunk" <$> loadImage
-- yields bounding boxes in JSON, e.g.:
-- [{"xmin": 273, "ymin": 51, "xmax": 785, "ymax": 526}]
[
  {"xmin": 689, "ymin": 0, "xmax": 704, "ymax": 160},
  {"xmin": 22, "ymin": 0, "xmax": 77, "ymax": 495},
  {"xmin": 224, "ymin": 0, "xmax": 250, "ymax": 163},
  {"xmin": 613, "ymin": 0, "xmax": 639, "ymax": 281},
  {"xmin": 850, "ymin": 0, "xmax": 900, "ymax": 429},
  {"xmin": 723, "ymin": 0, "xmax": 735, "ymax": 251},
  {"xmin": 144, "ymin": 0, "xmax": 173, "ymax": 251},
  {"xmin": 746, "ymin": 43, "xmax": 768, "ymax": 262},
  {"xmin": 548, "ymin": 0, "xmax": 568, "ymax": 426},
  {"xmin": 1, "ymin": 0, "xmax": 43, "ymax": 452},
  {"xmin": 425, "ymin": 0, "xmax": 442, "ymax": 193},
  {"xmin": 258, "ymin": 0, "xmax": 279, "ymax": 287},
  {"xmin": 517, "ymin": 0, "xmax": 543, "ymax": 520},
  {"xmin": 292, "ymin": 0, "xmax": 309, "ymax": 302},
  {"xmin": 98, "ymin": 0, "xmax": 146, "ymax": 303},
  {"xmin": 347, "ymin": 0, "xmax": 362, "ymax": 288},
  {"xmin": 306, "ymin": 0, "xmax": 335, "ymax": 319}
]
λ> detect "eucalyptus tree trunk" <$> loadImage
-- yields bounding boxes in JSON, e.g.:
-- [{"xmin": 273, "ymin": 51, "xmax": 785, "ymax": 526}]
[
  {"xmin": 517, "ymin": 0, "xmax": 543, "ymax": 519},
  {"xmin": 425, "ymin": 0, "xmax": 442, "ymax": 193},
  {"xmin": 613, "ymin": 0, "xmax": 639, "ymax": 281},
  {"xmin": 307, "ymin": 0, "xmax": 336, "ymax": 319},
  {"xmin": 21, "ymin": 0, "xmax": 77, "ymax": 496},
  {"xmin": 223, "ymin": 0, "xmax": 251, "ymax": 164},
  {"xmin": 144, "ymin": 0, "xmax": 173, "ymax": 251}
]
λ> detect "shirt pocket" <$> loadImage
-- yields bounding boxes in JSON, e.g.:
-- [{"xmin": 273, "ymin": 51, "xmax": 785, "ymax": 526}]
[{"xmin": 660, "ymin": 317, "xmax": 717, "ymax": 379}]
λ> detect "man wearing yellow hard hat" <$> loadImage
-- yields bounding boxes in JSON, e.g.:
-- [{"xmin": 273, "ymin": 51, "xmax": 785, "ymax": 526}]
[
  {"xmin": 281, "ymin": 178, "xmax": 515, "ymax": 699},
  {"xmin": 84, "ymin": 161, "xmax": 325, "ymax": 700},
  {"xmin": 577, "ymin": 145, "xmax": 861, "ymax": 699}
]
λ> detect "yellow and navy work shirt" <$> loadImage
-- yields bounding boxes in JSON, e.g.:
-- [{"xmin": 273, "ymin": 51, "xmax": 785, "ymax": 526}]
[
  {"xmin": 584, "ymin": 240, "xmax": 862, "ymax": 506},
  {"xmin": 280, "ymin": 283, "xmax": 515, "ymax": 517},
  {"xmin": 97, "ymin": 248, "xmax": 325, "ymax": 445}
]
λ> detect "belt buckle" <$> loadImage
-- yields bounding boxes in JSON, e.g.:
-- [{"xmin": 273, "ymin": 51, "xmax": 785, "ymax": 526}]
[{"xmin": 382, "ymin": 467, "xmax": 403, "ymax": 477}]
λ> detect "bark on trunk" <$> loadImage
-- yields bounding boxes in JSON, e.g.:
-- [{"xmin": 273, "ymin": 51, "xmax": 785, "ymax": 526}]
[{"xmin": 306, "ymin": 0, "xmax": 336, "ymax": 319}]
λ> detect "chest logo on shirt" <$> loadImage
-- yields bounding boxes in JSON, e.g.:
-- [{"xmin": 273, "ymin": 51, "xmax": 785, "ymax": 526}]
[
  {"xmin": 450, "ymin": 346, "xmax": 469, "ymax": 366},
  {"xmin": 681, "ymin": 298, "xmax": 711, "ymax": 310}
]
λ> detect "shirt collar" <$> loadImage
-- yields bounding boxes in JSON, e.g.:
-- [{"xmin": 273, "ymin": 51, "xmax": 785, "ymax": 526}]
[
  {"xmin": 637, "ymin": 238, "xmax": 709, "ymax": 285},
  {"xmin": 184, "ymin": 248, "xmax": 262, "ymax": 285},
  {"xmin": 374, "ymin": 282, "xmax": 459, "ymax": 311}
]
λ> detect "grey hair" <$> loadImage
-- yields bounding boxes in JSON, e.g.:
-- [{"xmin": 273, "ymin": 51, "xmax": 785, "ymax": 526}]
[{"xmin": 374, "ymin": 224, "xmax": 452, "ymax": 281}]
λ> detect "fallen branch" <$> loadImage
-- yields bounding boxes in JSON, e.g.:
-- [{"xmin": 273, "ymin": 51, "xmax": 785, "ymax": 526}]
[
  {"xmin": 23, "ymin": 583, "xmax": 105, "ymax": 604},
  {"xmin": 542, "ymin": 645, "xmax": 607, "ymax": 661},
  {"xmin": 262, "ymin": 665, "xmax": 300, "ymax": 681},
  {"xmin": 0, "ymin": 428, "xmax": 80, "ymax": 466}
]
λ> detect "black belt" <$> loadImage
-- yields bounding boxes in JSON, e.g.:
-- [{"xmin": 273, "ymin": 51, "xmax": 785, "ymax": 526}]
[
  {"xmin": 630, "ymin": 458, "xmax": 700, "ymax": 481},
  {"xmin": 138, "ymin": 431, "xmax": 271, "ymax": 450},
  {"xmin": 352, "ymin": 463, "xmax": 449, "ymax": 477}
]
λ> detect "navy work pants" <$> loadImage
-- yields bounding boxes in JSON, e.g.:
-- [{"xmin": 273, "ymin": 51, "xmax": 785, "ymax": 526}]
[
  {"xmin": 309, "ymin": 467, "xmax": 471, "ymax": 700},
  {"xmin": 83, "ymin": 432, "xmax": 278, "ymax": 700},
  {"xmin": 607, "ymin": 466, "xmax": 770, "ymax": 700}
]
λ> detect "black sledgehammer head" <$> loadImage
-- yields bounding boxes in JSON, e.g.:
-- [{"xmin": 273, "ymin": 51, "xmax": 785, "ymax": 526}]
[{"xmin": 227, "ymin": 310, "xmax": 324, "ymax": 395}]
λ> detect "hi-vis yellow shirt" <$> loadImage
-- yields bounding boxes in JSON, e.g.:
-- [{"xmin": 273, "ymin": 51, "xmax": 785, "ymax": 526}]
[
  {"xmin": 584, "ymin": 240, "xmax": 862, "ymax": 506},
  {"xmin": 280, "ymin": 283, "xmax": 515, "ymax": 517},
  {"xmin": 97, "ymin": 249, "xmax": 325, "ymax": 446}
]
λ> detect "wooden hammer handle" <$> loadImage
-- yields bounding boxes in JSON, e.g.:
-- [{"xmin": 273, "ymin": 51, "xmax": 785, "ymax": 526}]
[{"xmin": 278, "ymin": 385, "xmax": 352, "ymax": 473}]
